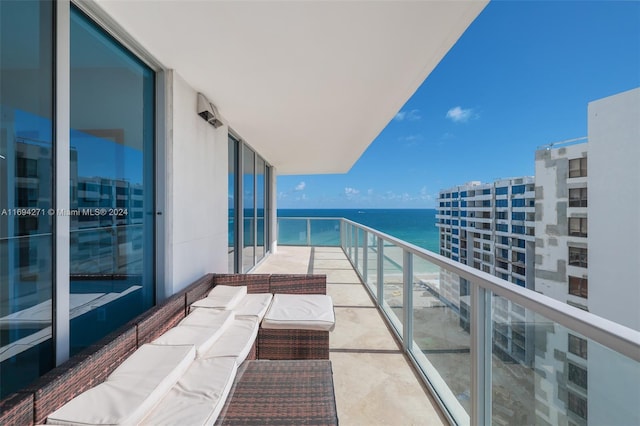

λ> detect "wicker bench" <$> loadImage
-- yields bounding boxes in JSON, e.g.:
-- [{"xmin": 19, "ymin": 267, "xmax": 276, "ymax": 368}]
[{"xmin": 0, "ymin": 273, "xmax": 332, "ymax": 426}]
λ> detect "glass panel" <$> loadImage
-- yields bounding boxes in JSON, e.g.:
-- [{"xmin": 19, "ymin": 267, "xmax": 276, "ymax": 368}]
[
  {"xmin": 277, "ymin": 218, "xmax": 307, "ymax": 245},
  {"xmin": 356, "ymin": 229, "xmax": 365, "ymax": 277},
  {"xmin": 0, "ymin": 0, "xmax": 54, "ymax": 397},
  {"xmin": 490, "ymin": 295, "xmax": 640, "ymax": 426},
  {"xmin": 228, "ymin": 137, "xmax": 236, "ymax": 272},
  {"xmin": 242, "ymin": 145, "xmax": 254, "ymax": 272},
  {"xmin": 411, "ymin": 258, "xmax": 471, "ymax": 422},
  {"xmin": 70, "ymin": 7, "xmax": 155, "ymax": 355},
  {"xmin": 310, "ymin": 219, "xmax": 340, "ymax": 246},
  {"xmin": 366, "ymin": 234, "xmax": 378, "ymax": 296},
  {"xmin": 381, "ymin": 241, "xmax": 403, "ymax": 333},
  {"xmin": 256, "ymin": 157, "xmax": 265, "ymax": 261}
]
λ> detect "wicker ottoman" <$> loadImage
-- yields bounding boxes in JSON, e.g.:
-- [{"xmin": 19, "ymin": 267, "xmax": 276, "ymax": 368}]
[
  {"xmin": 216, "ymin": 360, "xmax": 338, "ymax": 425},
  {"xmin": 259, "ymin": 294, "xmax": 335, "ymax": 360}
]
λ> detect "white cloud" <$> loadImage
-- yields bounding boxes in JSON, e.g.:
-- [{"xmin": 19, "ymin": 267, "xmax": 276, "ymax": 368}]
[
  {"xmin": 419, "ymin": 186, "xmax": 433, "ymax": 201},
  {"xmin": 446, "ymin": 106, "xmax": 475, "ymax": 123},
  {"xmin": 394, "ymin": 109, "xmax": 421, "ymax": 122},
  {"xmin": 344, "ymin": 187, "xmax": 360, "ymax": 196},
  {"xmin": 367, "ymin": 188, "xmax": 374, "ymax": 196},
  {"xmin": 294, "ymin": 181, "xmax": 306, "ymax": 191}
]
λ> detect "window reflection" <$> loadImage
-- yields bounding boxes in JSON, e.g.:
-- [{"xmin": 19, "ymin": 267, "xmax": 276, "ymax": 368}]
[
  {"xmin": 0, "ymin": 0, "xmax": 54, "ymax": 398},
  {"xmin": 69, "ymin": 7, "xmax": 154, "ymax": 355}
]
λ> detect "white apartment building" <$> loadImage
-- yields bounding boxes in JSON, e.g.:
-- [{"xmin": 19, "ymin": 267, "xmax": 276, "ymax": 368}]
[{"xmin": 534, "ymin": 88, "xmax": 640, "ymax": 426}]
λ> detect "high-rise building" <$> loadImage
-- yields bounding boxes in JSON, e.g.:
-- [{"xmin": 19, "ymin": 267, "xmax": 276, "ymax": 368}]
[
  {"xmin": 436, "ymin": 177, "xmax": 536, "ymax": 365},
  {"xmin": 533, "ymin": 88, "xmax": 640, "ymax": 426}
]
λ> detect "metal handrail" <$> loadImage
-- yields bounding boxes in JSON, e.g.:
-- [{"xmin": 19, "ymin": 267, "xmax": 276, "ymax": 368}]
[
  {"xmin": 340, "ymin": 217, "xmax": 640, "ymax": 363},
  {"xmin": 276, "ymin": 215, "xmax": 640, "ymax": 362}
]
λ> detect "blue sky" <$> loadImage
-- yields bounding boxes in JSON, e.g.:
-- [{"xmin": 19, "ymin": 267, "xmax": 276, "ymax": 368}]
[{"xmin": 277, "ymin": 1, "xmax": 640, "ymax": 209}]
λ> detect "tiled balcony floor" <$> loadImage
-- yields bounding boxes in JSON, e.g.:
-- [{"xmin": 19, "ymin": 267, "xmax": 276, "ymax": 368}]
[{"xmin": 253, "ymin": 246, "xmax": 447, "ymax": 426}]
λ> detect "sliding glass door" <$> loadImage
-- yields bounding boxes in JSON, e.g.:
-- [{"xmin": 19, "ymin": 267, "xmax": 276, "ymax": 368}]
[
  {"xmin": 69, "ymin": 6, "xmax": 155, "ymax": 355},
  {"xmin": 229, "ymin": 138, "xmax": 271, "ymax": 273},
  {"xmin": 0, "ymin": 0, "xmax": 55, "ymax": 398}
]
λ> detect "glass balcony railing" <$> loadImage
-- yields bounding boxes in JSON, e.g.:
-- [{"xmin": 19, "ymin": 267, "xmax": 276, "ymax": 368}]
[{"xmin": 277, "ymin": 217, "xmax": 640, "ymax": 426}]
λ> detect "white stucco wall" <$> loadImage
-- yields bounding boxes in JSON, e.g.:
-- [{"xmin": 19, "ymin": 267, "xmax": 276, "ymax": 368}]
[
  {"xmin": 588, "ymin": 87, "xmax": 640, "ymax": 331},
  {"xmin": 165, "ymin": 71, "xmax": 229, "ymax": 294}
]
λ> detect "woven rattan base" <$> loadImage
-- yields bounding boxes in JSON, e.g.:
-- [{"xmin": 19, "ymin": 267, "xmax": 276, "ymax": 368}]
[{"xmin": 216, "ymin": 360, "xmax": 338, "ymax": 425}]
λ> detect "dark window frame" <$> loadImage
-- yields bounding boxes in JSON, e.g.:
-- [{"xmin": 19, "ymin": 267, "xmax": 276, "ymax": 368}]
[
  {"xmin": 569, "ymin": 246, "xmax": 588, "ymax": 268},
  {"xmin": 568, "ymin": 217, "xmax": 588, "ymax": 237},
  {"xmin": 568, "ymin": 157, "xmax": 588, "ymax": 178},
  {"xmin": 569, "ymin": 275, "xmax": 588, "ymax": 298}
]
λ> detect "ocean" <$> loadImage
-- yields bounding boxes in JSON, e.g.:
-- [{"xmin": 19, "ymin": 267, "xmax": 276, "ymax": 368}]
[{"xmin": 277, "ymin": 208, "xmax": 439, "ymax": 253}]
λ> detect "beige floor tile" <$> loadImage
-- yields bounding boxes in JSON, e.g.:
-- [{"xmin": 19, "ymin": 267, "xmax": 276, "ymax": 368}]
[
  {"xmin": 314, "ymin": 247, "xmax": 344, "ymax": 253},
  {"xmin": 313, "ymin": 267, "xmax": 362, "ymax": 284},
  {"xmin": 313, "ymin": 251, "xmax": 349, "ymax": 260},
  {"xmin": 330, "ymin": 352, "xmax": 446, "ymax": 426},
  {"xmin": 313, "ymin": 258, "xmax": 354, "ymax": 269},
  {"xmin": 327, "ymin": 284, "xmax": 375, "ymax": 307},
  {"xmin": 331, "ymin": 307, "xmax": 400, "ymax": 350},
  {"xmin": 253, "ymin": 247, "xmax": 311, "ymax": 274}
]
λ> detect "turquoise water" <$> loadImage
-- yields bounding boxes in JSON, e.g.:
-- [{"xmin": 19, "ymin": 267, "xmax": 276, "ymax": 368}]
[{"xmin": 278, "ymin": 209, "xmax": 439, "ymax": 253}]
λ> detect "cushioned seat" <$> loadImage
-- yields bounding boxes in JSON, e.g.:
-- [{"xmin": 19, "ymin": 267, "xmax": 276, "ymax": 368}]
[
  {"xmin": 203, "ymin": 317, "xmax": 259, "ymax": 363},
  {"xmin": 140, "ymin": 357, "xmax": 237, "ymax": 426},
  {"xmin": 47, "ymin": 344, "xmax": 195, "ymax": 425},
  {"xmin": 192, "ymin": 293, "xmax": 273, "ymax": 320},
  {"xmin": 202, "ymin": 285, "xmax": 247, "ymax": 309},
  {"xmin": 153, "ymin": 316, "xmax": 234, "ymax": 357},
  {"xmin": 180, "ymin": 308, "xmax": 234, "ymax": 328},
  {"xmin": 262, "ymin": 294, "xmax": 335, "ymax": 331}
]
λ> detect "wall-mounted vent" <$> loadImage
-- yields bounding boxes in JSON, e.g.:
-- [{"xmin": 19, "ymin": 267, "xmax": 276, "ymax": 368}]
[{"xmin": 197, "ymin": 93, "xmax": 223, "ymax": 128}]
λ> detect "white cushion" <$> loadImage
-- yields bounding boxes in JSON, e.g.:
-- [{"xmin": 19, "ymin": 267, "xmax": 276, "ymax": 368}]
[
  {"xmin": 204, "ymin": 285, "xmax": 247, "ymax": 309},
  {"xmin": 262, "ymin": 294, "xmax": 336, "ymax": 331},
  {"xmin": 233, "ymin": 293, "xmax": 273, "ymax": 319},
  {"xmin": 180, "ymin": 308, "xmax": 234, "ymax": 328},
  {"xmin": 47, "ymin": 344, "xmax": 195, "ymax": 425},
  {"xmin": 203, "ymin": 317, "xmax": 259, "ymax": 363},
  {"xmin": 153, "ymin": 319, "xmax": 233, "ymax": 357},
  {"xmin": 191, "ymin": 293, "xmax": 273, "ymax": 320},
  {"xmin": 140, "ymin": 357, "xmax": 238, "ymax": 426}
]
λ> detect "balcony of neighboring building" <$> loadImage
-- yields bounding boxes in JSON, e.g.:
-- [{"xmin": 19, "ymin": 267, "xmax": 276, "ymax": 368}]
[{"xmin": 263, "ymin": 216, "xmax": 640, "ymax": 426}]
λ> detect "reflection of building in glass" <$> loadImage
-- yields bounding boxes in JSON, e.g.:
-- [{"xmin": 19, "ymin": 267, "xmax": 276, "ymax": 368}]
[
  {"xmin": 0, "ymin": 135, "xmax": 54, "ymax": 393},
  {"xmin": 437, "ymin": 178, "xmax": 536, "ymax": 366},
  {"xmin": 70, "ymin": 172, "xmax": 145, "ymax": 276}
]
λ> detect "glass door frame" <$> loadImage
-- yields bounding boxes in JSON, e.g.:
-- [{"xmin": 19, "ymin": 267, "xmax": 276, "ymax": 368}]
[{"xmin": 54, "ymin": 0, "xmax": 167, "ymax": 366}]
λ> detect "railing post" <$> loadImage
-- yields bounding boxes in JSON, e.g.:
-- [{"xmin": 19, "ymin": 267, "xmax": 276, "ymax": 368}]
[
  {"xmin": 354, "ymin": 228, "xmax": 359, "ymax": 270},
  {"xmin": 363, "ymin": 230, "xmax": 368, "ymax": 284},
  {"xmin": 306, "ymin": 218, "xmax": 311, "ymax": 246},
  {"xmin": 403, "ymin": 251, "xmax": 413, "ymax": 351},
  {"xmin": 346, "ymin": 223, "xmax": 351, "ymax": 257},
  {"xmin": 377, "ymin": 237, "xmax": 384, "ymax": 303},
  {"xmin": 471, "ymin": 286, "xmax": 492, "ymax": 426}
]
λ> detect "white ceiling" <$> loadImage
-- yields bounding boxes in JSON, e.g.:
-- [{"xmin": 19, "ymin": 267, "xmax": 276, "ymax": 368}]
[{"xmin": 94, "ymin": 0, "xmax": 487, "ymax": 175}]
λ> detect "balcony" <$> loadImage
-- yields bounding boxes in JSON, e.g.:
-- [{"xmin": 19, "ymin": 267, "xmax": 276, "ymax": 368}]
[{"xmin": 268, "ymin": 217, "xmax": 640, "ymax": 425}]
